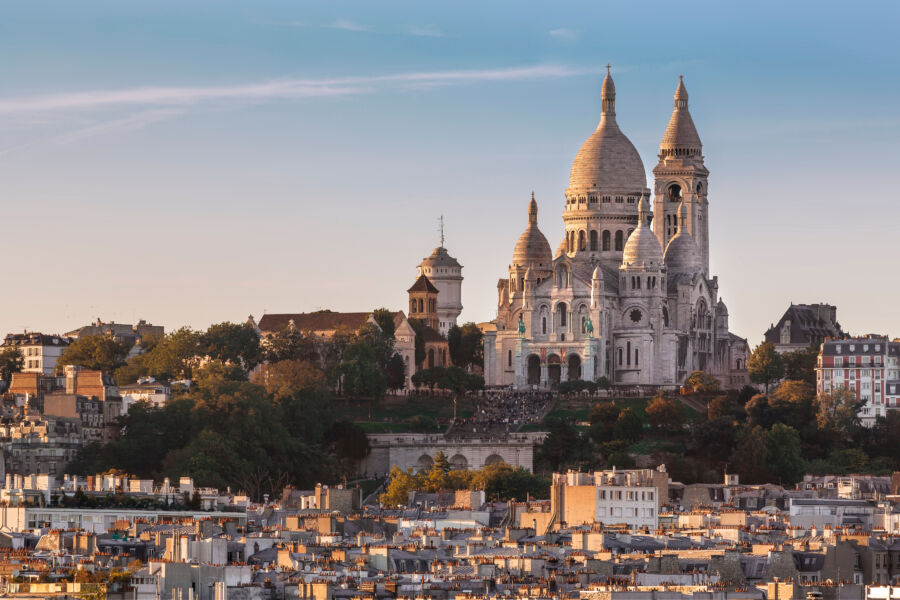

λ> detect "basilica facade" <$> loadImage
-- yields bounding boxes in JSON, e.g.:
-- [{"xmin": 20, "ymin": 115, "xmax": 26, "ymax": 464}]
[{"xmin": 483, "ymin": 70, "xmax": 749, "ymax": 389}]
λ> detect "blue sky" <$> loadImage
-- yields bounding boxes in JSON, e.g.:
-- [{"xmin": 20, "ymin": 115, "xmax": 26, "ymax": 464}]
[{"xmin": 1, "ymin": 1, "xmax": 898, "ymax": 345}]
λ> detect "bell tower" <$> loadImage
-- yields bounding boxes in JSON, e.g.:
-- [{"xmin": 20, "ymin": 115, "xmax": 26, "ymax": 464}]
[
  {"xmin": 653, "ymin": 76, "xmax": 710, "ymax": 275},
  {"xmin": 407, "ymin": 274, "xmax": 440, "ymax": 332}
]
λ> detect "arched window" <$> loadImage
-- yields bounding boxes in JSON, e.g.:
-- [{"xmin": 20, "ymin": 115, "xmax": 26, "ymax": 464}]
[
  {"xmin": 558, "ymin": 303, "xmax": 567, "ymax": 328},
  {"xmin": 668, "ymin": 183, "xmax": 682, "ymax": 202},
  {"xmin": 618, "ymin": 348, "xmax": 623, "ymax": 366},
  {"xmin": 508, "ymin": 350, "xmax": 512, "ymax": 367},
  {"xmin": 590, "ymin": 230, "xmax": 598, "ymax": 251},
  {"xmin": 635, "ymin": 348, "xmax": 640, "ymax": 366},
  {"xmin": 418, "ymin": 299, "xmax": 424, "ymax": 312},
  {"xmin": 428, "ymin": 348, "xmax": 435, "ymax": 368},
  {"xmin": 696, "ymin": 182, "xmax": 703, "ymax": 197},
  {"xmin": 626, "ymin": 341, "xmax": 631, "ymax": 366},
  {"xmin": 557, "ymin": 265, "xmax": 568, "ymax": 288},
  {"xmin": 581, "ymin": 316, "xmax": 587, "ymax": 334},
  {"xmin": 578, "ymin": 230, "xmax": 586, "ymax": 251},
  {"xmin": 615, "ymin": 230, "xmax": 624, "ymax": 251},
  {"xmin": 410, "ymin": 299, "xmax": 417, "ymax": 313},
  {"xmin": 542, "ymin": 317, "xmax": 547, "ymax": 334},
  {"xmin": 602, "ymin": 230, "xmax": 610, "ymax": 251}
]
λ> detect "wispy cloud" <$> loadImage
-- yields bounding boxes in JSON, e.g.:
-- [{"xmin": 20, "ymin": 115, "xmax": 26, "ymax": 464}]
[
  {"xmin": 329, "ymin": 19, "xmax": 370, "ymax": 32},
  {"xmin": 0, "ymin": 64, "xmax": 597, "ymax": 115},
  {"xmin": 408, "ymin": 25, "xmax": 446, "ymax": 38},
  {"xmin": 52, "ymin": 109, "xmax": 184, "ymax": 144},
  {"xmin": 548, "ymin": 28, "xmax": 578, "ymax": 42}
]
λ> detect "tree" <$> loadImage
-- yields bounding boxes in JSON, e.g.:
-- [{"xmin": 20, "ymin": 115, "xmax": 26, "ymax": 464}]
[
  {"xmin": 768, "ymin": 380, "xmax": 817, "ymax": 432},
  {"xmin": 692, "ymin": 417, "xmax": 739, "ymax": 466},
  {"xmin": 407, "ymin": 319, "xmax": 428, "ymax": 367},
  {"xmin": 251, "ymin": 359, "xmax": 324, "ymax": 399},
  {"xmin": 766, "ymin": 424, "xmax": 804, "ymax": 484},
  {"xmin": 385, "ymin": 353, "xmax": 407, "ymax": 391},
  {"xmin": 58, "ymin": 335, "xmax": 128, "ymax": 373},
  {"xmin": 448, "ymin": 323, "xmax": 484, "ymax": 370},
  {"xmin": 595, "ymin": 376, "xmax": 612, "ymax": 390},
  {"xmin": 613, "ymin": 408, "xmax": 642, "ymax": 443},
  {"xmin": 707, "ymin": 395, "xmax": 744, "ymax": 421},
  {"xmin": 0, "ymin": 347, "xmax": 24, "ymax": 384},
  {"xmin": 685, "ymin": 370, "xmax": 720, "ymax": 393},
  {"xmin": 262, "ymin": 327, "xmax": 317, "ymax": 363},
  {"xmin": 783, "ymin": 343, "xmax": 819, "ymax": 384},
  {"xmin": 747, "ymin": 342, "xmax": 785, "ymax": 393},
  {"xmin": 536, "ymin": 418, "xmax": 591, "ymax": 472},
  {"xmin": 201, "ymin": 322, "xmax": 262, "ymax": 370},
  {"xmin": 589, "ymin": 401, "xmax": 621, "ymax": 443},
  {"xmin": 340, "ymin": 337, "xmax": 387, "ymax": 398},
  {"xmin": 372, "ymin": 308, "xmax": 396, "ymax": 339},
  {"xmin": 380, "ymin": 466, "xmax": 418, "ymax": 507},
  {"xmin": 646, "ymin": 394, "xmax": 684, "ymax": 435},
  {"xmin": 729, "ymin": 425, "xmax": 770, "ymax": 483},
  {"xmin": 816, "ymin": 386, "xmax": 861, "ymax": 442}
]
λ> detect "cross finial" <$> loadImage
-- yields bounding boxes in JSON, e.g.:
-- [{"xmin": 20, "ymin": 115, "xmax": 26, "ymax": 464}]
[
  {"xmin": 531, "ymin": 190, "xmax": 535, "ymax": 200},
  {"xmin": 679, "ymin": 74, "xmax": 683, "ymax": 81},
  {"xmin": 606, "ymin": 63, "xmax": 611, "ymax": 74},
  {"xmin": 439, "ymin": 215, "xmax": 445, "ymax": 247}
]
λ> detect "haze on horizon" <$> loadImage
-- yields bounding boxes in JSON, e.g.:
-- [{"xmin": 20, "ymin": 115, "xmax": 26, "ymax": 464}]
[{"xmin": 1, "ymin": 0, "xmax": 898, "ymax": 347}]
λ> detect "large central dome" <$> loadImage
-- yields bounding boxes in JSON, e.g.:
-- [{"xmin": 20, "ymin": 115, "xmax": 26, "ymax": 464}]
[{"xmin": 568, "ymin": 68, "xmax": 647, "ymax": 194}]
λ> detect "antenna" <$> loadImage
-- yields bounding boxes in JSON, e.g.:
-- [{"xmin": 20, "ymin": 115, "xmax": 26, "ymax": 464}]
[{"xmin": 439, "ymin": 215, "xmax": 445, "ymax": 247}]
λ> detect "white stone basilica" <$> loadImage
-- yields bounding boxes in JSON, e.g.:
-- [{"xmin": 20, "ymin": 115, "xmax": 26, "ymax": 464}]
[{"xmin": 483, "ymin": 70, "xmax": 749, "ymax": 389}]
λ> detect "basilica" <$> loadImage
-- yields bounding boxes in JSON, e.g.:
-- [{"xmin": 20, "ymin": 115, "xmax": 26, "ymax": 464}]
[{"xmin": 483, "ymin": 69, "xmax": 749, "ymax": 389}]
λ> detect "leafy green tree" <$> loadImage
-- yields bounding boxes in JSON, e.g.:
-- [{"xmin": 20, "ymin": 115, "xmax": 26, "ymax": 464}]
[
  {"xmin": 685, "ymin": 370, "xmax": 721, "ymax": 392},
  {"xmin": 340, "ymin": 338, "xmax": 387, "ymax": 398},
  {"xmin": 595, "ymin": 376, "xmax": 612, "ymax": 390},
  {"xmin": 729, "ymin": 425, "xmax": 770, "ymax": 483},
  {"xmin": 144, "ymin": 327, "xmax": 202, "ymax": 380},
  {"xmin": 707, "ymin": 395, "xmax": 745, "ymax": 421},
  {"xmin": 613, "ymin": 407, "xmax": 642, "ymax": 443},
  {"xmin": 783, "ymin": 343, "xmax": 820, "ymax": 384},
  {"xmin": 250, "ymin": 359, "xmax": 324, "ymax": 399},
  {"xmin": 692, "ymin": 417, "xmax": 739, "ymax": 465},
  {"xmin": 324, "ymin": 421, "xmax": 370, "ymax": 478},
  {"xmin": 262, "ymin": 327, "xmax": 317, "ymax": 363},
  {"xmin": 385, "ymin": 353, "xmax": 407, "ymax": 391},
  {"xmin": 432, "ymin": 450, "xmax": 451, "ymax": 474},
  {"xmin": 448, "ymin": 323, "xmax": 484, "ymax": 369},
  {"xmin": 536, "ymin": 418, "xmax": 590, "ymax": 472},
  {"xmin": 0, "ymin": 347, "xmax": 24, "ymax": 384},
  {"xmin": 646, "ymin": 394, "xmax": 684, "ymax": 435},
  {"xmin": 58, "ymin": 335, "xmax": 128, "ymax": 374},
  {"xmin": 201, "ymin": 322, "xmax": 262, "ymax": 370},
  {"xmin": 816, "ymin": 386, "xmax": 861, "ymax": 442},
  {"xmin": 768, "ymin": 380, "xmax": 817, "ymax": 432},
  {"xmin": 826, "ymin": 448, "xmax": 869, "ymax": 474},
  {"xmin": 407, "ymin": 319, "xmax": 428, "ymax": 367},
  {"xmin": 747, "ymin": 342, "xmax": 785, "ymax": 393},
  {"xmin": 372, "ymin": 308, "xmax": 396, "ymax": 339},
  {"xmin": 766, "ymin": 424, "xmax": 804, "ymax": 484},
  {"xmin": 380, "ymin": 466, "xmax": 418, "ymax": 507}
]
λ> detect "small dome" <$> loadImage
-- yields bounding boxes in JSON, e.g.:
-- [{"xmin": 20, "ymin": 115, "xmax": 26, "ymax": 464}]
[
  {"xmin": 663, "ymin": 201, "xmax": 702, "ymax": 275},
  {"xmin": 569, "ymin": 67, "xmax": 647, "ymax": 193},
  {"xmin": 513, "ymin": 194, "xmax": 552, "ymax": 268},
  {"xmin": 419, "ymin": 246, "xmax": 462, "ymax": 270},
  {"xmin": 621, "ymin": 196, "xmax": 663, "ymax": 268}
]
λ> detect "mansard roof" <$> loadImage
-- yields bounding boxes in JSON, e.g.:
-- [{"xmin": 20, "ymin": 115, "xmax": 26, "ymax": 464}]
[{"xmin": 763, "ymin": 304, "xmax": 844, "ymax": 346}]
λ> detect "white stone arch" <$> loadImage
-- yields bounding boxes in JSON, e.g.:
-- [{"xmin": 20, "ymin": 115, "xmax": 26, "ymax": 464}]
[
  {"xmin": 449, "ymin": 454, "xmax": 469, "ymax": 470},
  {"xmin": 416, "ymin": 454, "xmax": 433, "ymax": 473},
  {"xmin": 484, "ymin": 454, "xmax": 505, "ymax": 466}
]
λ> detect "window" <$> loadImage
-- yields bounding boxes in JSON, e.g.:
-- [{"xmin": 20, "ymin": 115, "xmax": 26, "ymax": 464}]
[
  {"xmin": 618, "ymin": 348, "xmax": 623, "ymax": 366},
  {"xmin": 590, "ymin": 230, "xmax": 598, "ymax": 251},
  {"xmin": 542, "ymin": 317, "xmax": 547, "ymax": 335},
  {"xmin": 627, "ymin": 341, "xmax": 631, "ymax": 366},
  {"xmin": 668, "ymin": 183, "xmax": 682, "ymax": 202},
  {"xmin": 578, "ymin": 230, "xmax": 586, "ymax": 251},
  {"xmin": 635, "ymin": 348, "xmax": 639, "ymax": 366},
  {"xmin": 615, "ymin": 230, "xmax": 624, "ymax": 251},
  {"xmin": 508, "ymin": 350, "xmax": 512, "ymax": 368},
  {"xmin": 602, "ymin": 230, "xmax": 611, "ymax": 251},
  {"xmin": 558, "ymin": 303, "xmax": 567, "ymax": 327}
]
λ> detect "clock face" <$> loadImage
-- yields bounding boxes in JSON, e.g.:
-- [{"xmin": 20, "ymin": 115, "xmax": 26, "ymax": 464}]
[{"xmin": 629, "ymin": 308, "xmax": 642, "ymax": 324}]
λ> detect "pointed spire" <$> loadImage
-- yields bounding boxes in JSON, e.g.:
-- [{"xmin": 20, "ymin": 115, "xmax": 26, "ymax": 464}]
[
  {"xmin": 601, "ymin": 64, "xmax": 616, "ymax": 116},
  {"xmin": 660, "ymin": 75, "xmax": 702, "ymax": 155},
  {"xmin": 638, "ymin": 193, "xmax": 650, "ymax": 226},
  {"xmin": 528, "ymin": 192, "xmax": 538, "ymax": 225}
]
